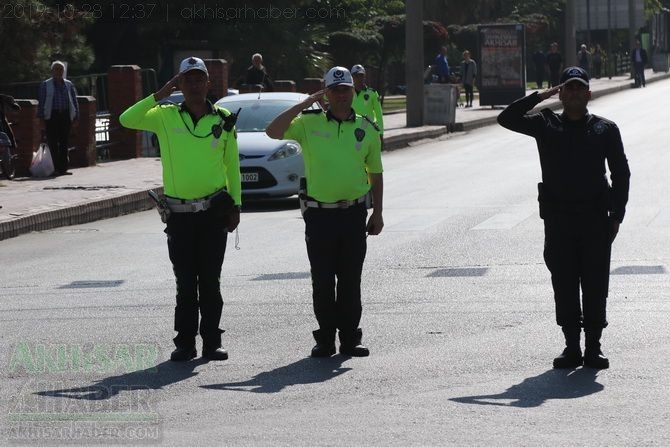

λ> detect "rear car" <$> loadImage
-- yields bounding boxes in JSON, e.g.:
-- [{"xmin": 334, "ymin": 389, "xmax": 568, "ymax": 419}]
[{"xmin": 215, "ymin": 92, "xmax": 321, "ymax": 198}]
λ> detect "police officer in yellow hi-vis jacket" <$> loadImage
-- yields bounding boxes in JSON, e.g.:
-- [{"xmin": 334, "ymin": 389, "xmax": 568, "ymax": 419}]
[
  {"xmin": 120, "ymin": 57, "xmax": 241, "ymax": 362},
  {"xmin": 351, "ymin": 64, "xmax": 384, "ymax": 139},
  {"xmin": 266, "ymin": 66, "xmax": 384, "ymax": 358}
]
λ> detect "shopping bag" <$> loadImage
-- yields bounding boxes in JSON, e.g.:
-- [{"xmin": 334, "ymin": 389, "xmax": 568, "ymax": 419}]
[{"xmin": 29, "ymin": 143, "xmax": 55, "ymax": 177}]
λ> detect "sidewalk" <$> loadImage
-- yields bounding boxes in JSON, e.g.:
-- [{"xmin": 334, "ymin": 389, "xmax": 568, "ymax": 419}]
[{"xmin": 1, "ymin": 69, "xmax": 668, "ymax": 241}]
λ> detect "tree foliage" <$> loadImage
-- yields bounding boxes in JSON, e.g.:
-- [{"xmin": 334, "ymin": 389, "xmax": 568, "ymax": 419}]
[{"xmin": 0, "ymin": 0, "xmax": 94, "ymax": 82}]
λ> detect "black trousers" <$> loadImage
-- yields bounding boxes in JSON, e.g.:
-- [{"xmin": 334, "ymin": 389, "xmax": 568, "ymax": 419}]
[
  {"xmin": 304, "ymin": 204, "xmax": 367, "ymax": 336},
  {"xmin": 543, "ymin": 211, "xmax": 612, "ymax": 330},
  {"xmin": 45, "ymin": 111, "xmax": 72, "ymax": 174},
  {"xmin": 633, "ymin": 62, "xmax": 646, "ymax": 87},
  {"xmin": 463, "ymin": 83, "xmax": 474, "ymax": 105},
  {"xmin": 166, "ymin": 207, "xmax": 228, "ymax": 348},
  {"xmin": 535, "ymin": 67, "xmax": 545, "ymax": 89}
]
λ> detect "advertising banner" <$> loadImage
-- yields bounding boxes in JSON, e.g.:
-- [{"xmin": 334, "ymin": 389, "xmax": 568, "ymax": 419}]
[{"xmin": 478, "ymin": 24, "xmax": 526, "ymax": 106}]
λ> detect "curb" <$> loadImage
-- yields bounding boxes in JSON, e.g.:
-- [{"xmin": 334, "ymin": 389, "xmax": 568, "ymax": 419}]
[
  {"xmin": 0, "ymin": 188, "xmax": 161, "ymax": 241},
  {"xmin": 2, "ymin": 73, "xmax": 668, "ymax": 241}
]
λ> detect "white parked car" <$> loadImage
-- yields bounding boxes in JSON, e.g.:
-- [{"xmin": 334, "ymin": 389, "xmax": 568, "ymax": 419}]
[{"xmin": 215, "ymin": 92, "xmax": 321, "ymax": 198}]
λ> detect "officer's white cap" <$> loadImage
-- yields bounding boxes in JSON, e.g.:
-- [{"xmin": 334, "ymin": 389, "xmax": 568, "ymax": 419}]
[
  {"xmin": 179, "ymin": 57, "xmax": 208, "ymax": 75},
  {"xmin": 351, "ymin": 64, "xmax": 366, "ymax": 75},
  {"xmin": 324, "ymin": 67, "xmax": 354, "ymax": 88}
]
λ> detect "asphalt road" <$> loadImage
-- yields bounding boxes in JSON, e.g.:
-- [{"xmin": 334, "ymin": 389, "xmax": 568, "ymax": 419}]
[{"xmin": 1, "ymin": 82, "xmax": 669, "ymax": 446}]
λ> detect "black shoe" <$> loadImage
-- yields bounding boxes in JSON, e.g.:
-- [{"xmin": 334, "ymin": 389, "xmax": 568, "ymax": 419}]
[
  {"xmin": 202, "ymin": 347, "xmax": 229, "ymax": 361},
  {"xmin": 311, "ymin": 328, "xmax": 336, "ymax": 358},
  {"xmin": 338, "ymin": 328, "xmax": 370, "ymax": 357},
  {"xmin": 339, "ymin": 343, "xmax": 370, "ymax": 357},
  {"xmin": 553, "ymin": 348, "xmax": 583, "ymax": 369},
  {"xmin": 170, "ymin": 346, "xmax": 197, "ymax": 362},
  {"xmin": 584, "ymin": 349, "xmax": 609, "ymax": 369},
  {"xmin": 311, "ymin": 343, "xmax": 336, "ymax": 357}
]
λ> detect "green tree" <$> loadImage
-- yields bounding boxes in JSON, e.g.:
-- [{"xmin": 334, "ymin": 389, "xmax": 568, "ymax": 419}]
[{"xmin": 0, "ymin": 0, "xmax": 93, "ymax": 82}]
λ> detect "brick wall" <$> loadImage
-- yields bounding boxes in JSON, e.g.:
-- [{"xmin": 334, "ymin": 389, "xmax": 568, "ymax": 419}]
[
  {"xmin": 274, "ymin": 80, "xmax": 297, "ymax": 92},
  {"xmin": 70, "ymin": 96, "xmax": 97, "ymax": 167},
  {"xmin": 204, "ymin": 59, "xmax": 228, "ymax": 101},
  {"xmin": 11, "ymin": 99, "xmax": 41, "ymax": 177},
  {"xmin": 107, "ymin": 65, "xmax": 142, "ymax": 159}
]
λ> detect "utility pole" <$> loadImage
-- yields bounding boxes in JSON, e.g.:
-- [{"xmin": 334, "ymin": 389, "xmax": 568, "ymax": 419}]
[
  {"xmin": 607, "ymin": 0, "xmax": 613, "ymax": 77},
  {"xmin": 586, "ymin": 0, "xmax": 592, "ymax": 46},
  {"xmin": 629, "ymin": 0, "xmax": 637, "ymax": 49},
  {"xmin": 565, "ymin": 0, "xmax": 577, "ymax": 66},
  {"xmin": 406, "ymin": 1, "xmax": 423, "ymax": 127}
]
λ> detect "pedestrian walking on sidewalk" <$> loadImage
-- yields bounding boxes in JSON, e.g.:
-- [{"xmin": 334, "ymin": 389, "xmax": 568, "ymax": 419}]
[
  {"xmin": 434, "ymin": 46, "xmax": 451, "ymax": 83},
  {"xmin": 546, "ymin": 42, "xmax": 563, "ymax": 87},
  {"xmin": 497, "ymin": 66, "xmax": 630, "ymax": 370},
  {"xmin": 577, "ymin": 44, "xmax": 592, "ymax": 74},
  {"xmin": 631, "ymin": 40, "xmax": 648, "ymax": 87},
  {"xmin": 460, "ymin": 50, "xmax": 477, "ymax": 107},
  {"xmin": 38, "ymin": 61, "xmax": 79, "ymax": 176},
  {"xmin": 266, "ymin": 66, "xmax": 384, "ymax": 358},
  {"xmin": 244, "ymin": 53, "xmax": 274, "ymax": 91},
  {"xmin": 120, "ymin": 56, "xmax": 242, "ymax": 362},
  {"xmin": 592, "ymin": 44, "xmax": 604, "ymax": 79},
  {"xmin": 532, "ymin": 48, "xmax": 547, "ymax": 89}
]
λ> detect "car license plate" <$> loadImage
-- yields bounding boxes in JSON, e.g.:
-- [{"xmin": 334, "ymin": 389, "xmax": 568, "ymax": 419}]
[{"xmin": 241, "ymin": 172, "xmax": 259, "ymax": 182}]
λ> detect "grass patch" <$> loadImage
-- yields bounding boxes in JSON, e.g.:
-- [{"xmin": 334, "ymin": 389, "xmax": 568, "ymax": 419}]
[{"xmin": 382, "ymin": 96, "xmax": 406, "ymax": 113}]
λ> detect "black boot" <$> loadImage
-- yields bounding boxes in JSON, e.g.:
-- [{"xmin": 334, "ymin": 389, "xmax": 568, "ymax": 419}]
[
  {"xmin": 339, "ymin": 328, "xmax": 369, "ymax": 357},
  {"xmin": 311, "ymin": 329, "xmax": 336, "ymax": 357},
  {"xmin": 584, "ymin": 328, "xmax": 609, "ymax": 369},
  {"xmin": 553, "ymin": 326, "xmax": 583, "ymax": 369},
  {"xmin": 170, "ymin": 334, "xmax": 196, "ymax": 361},
  {"xmin": 202, "ymin": 330, "xmax": 229, "ymax": 361}
]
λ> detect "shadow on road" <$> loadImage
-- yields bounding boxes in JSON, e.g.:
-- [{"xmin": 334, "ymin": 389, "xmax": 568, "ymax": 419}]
[
  {"xmin": 34, "ymin": 359, "xmax": 207, "ymax": 400},
  {"xmin": 450, "ymin": 368, "xmax": 604, "ymax": 408},
  {"xmin": 201, "ymin": 356, "xmax": 351, "ymax": 393}
]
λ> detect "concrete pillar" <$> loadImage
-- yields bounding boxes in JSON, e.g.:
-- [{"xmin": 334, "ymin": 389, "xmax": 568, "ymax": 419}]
[
  {"xmin": 107, "ymin": 65, "xmax": 142, "ymax": 159},
  {"xmin": 204, "ymin": 59, "xmax": 228, "ymax": 101},
  {"xmin": 406, "ymin": 1, "xmax": 424, "ymax": 126},
  {"xmin": 11, "ymin": 99, "xmax": 40, "ymax": 177},
  {"xmin": 70, "ymin": 96, "xmax": 97, "ymax": 168}
]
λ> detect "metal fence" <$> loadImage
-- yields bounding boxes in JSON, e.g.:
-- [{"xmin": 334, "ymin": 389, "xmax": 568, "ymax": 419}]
[
  {"xmin": 0, "ymin": 68, "xmax": 158, "ymax": 160},
  {"xmin": 612, "ymin": 52, "xmax": 631, "ymax": 76},
  {"xmin": 0, "ymin": 68, "xmax": 157, "ymax": 114}
]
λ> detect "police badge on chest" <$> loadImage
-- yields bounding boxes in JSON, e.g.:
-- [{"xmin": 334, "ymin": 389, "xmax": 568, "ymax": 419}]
[{"xmin": 354, "ymin": 128, "xmax": 365, "ymax": 151}]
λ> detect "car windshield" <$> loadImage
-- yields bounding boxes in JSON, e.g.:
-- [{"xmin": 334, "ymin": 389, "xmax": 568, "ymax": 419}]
[{"xmin": 220, "ymin": 99, "xmax": 306, "ymax": 132}]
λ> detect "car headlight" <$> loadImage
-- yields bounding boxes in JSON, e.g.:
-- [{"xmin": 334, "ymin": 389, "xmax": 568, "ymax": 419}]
[{"xmin": 268, "ymin": 142, "xmax": 301, "ymax": 161}]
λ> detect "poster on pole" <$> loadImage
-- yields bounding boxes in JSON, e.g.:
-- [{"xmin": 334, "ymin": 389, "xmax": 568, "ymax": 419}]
[{"xmin": 478, "ymin": 24, "xmax": 526, "ymax": 106}]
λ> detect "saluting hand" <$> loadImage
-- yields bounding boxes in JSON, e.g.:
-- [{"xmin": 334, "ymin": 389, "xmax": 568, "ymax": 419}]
[
  {"xmin": 154, "ymin": 74, "xmax": 181, "ymax": 102},
  {"xmin": 538, "ymin": 84, "xmax": 561, "ymax": 101},
  {"xmin": 303, "ymin": 89, "xmax": 326, "ymax": 107}
]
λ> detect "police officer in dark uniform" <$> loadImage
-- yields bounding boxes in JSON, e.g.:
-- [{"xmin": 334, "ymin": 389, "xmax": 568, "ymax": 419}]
[{"xmin": 497, "ymin": 66, "xmax": 630, "ymax": 369}]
